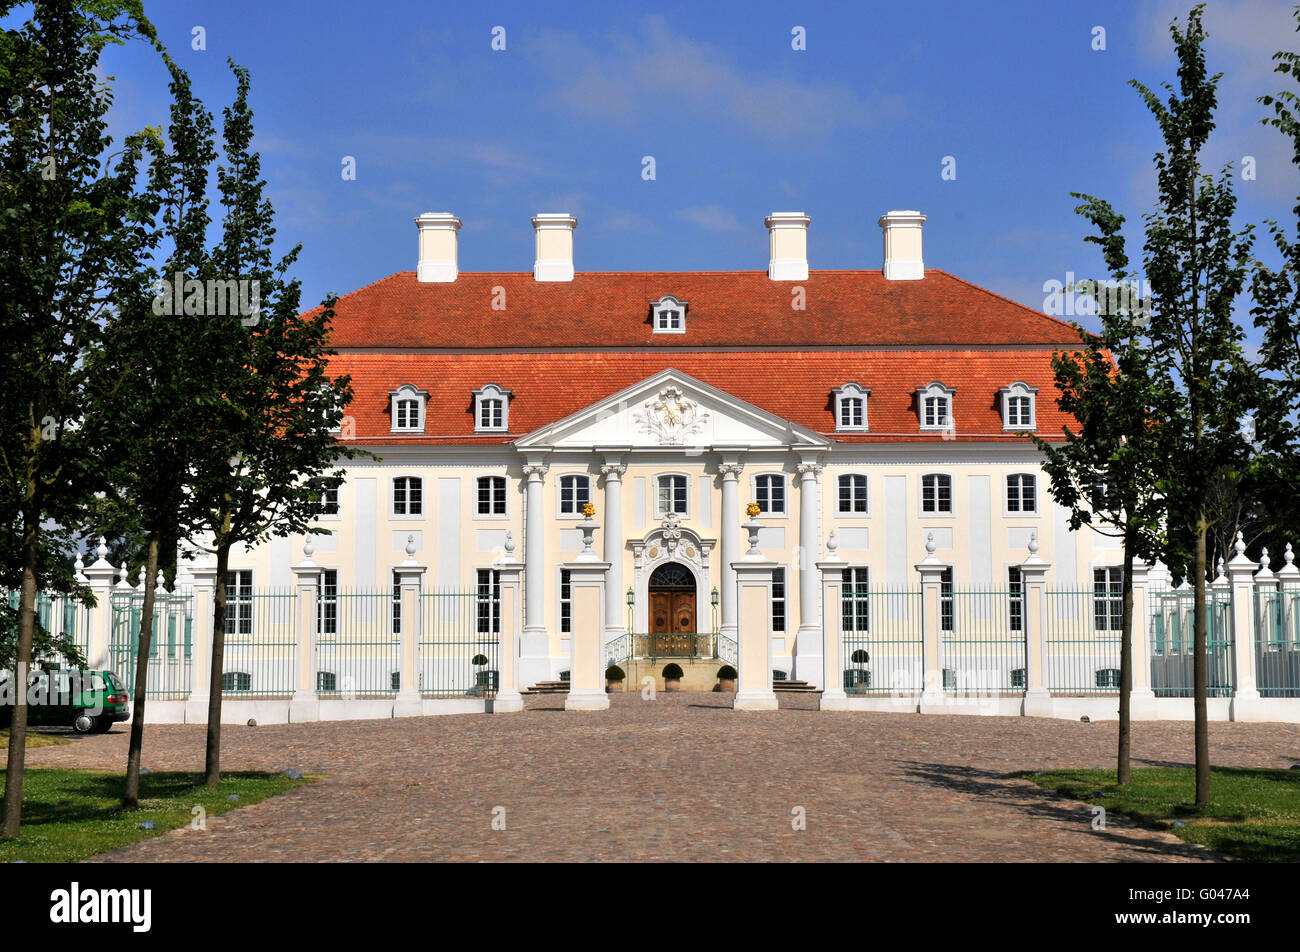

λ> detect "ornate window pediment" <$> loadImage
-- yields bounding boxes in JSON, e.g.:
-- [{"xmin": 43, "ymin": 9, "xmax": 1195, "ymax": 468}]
[
  {"xmin": 389, "ymin": 384, "xmax": 427, "ymax": 434},
  {"xmin": 916, "ymin": 381, "xmax": 955, "ymax": 432},
  {"xmin": 999, "ymin": 381, "xmax": 1038, "ymax": 430},
  {"xmin": 832, "ymin": 382, "xmax": 870, "ymax": 431},
  {"xmin": 473, "ymin": 383, "xmax": 512, "ymax": 432}
]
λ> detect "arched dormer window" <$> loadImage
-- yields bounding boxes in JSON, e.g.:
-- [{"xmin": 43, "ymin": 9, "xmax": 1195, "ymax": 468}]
[
  {"xmin": 916, "ymin": 382, "xmax": 955, "ymax": 432},
  {"xmin": 473, "ymin": 383, "xmax": 512, "ymax": 433},
  {"xmin": 999, "ymin": 381, "xmax": 1038, "ymax": 430},
  {"xmin": 832, "ymin": 382, "xmax": 870, "ymax": 431},
  {"xmin": 389, "ymin": 384, "xmax": 427, "ymax": 434},
  {"xmin": 651, "ymin": 295, "xmax": 688, "ymax": 334}
]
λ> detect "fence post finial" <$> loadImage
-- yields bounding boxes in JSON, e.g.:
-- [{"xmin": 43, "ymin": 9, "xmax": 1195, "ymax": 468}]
[
  {"xmin": 156, "ymin": 569, "xmax": 166, "ymax": 593},
  {"xmin": 303, "ymin": 536, "xmax": 315, "ymax": 561},
  {"xmin": 1234, "ymin": 531, "xmax": 1246, "ymax": 557},
  {"xmin": 1261, "ymin": 547, "xmax": 1271, "ymax": 571},
  {"xmin": 1286, "ymin": 543, "xmax": 1296, "ymax": 569},
  {"xmin": 74, "ymin": 551, "xmax": 84, "ymax": 575},
  {"xmin": 117, "ymin": 563, "xmax": 128, "ymax": 586},
  {"xmin": 136, "ymin": 567, "xmax": 146, "ymax": 590},
  {"xmin": 96, "ymin": 536, "xmax": 108, "ymax": 562}
]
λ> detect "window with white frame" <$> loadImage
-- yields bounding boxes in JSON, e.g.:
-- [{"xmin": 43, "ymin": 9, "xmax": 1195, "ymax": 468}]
[
  {"xmin": 651, "ymin": 295, "xmax": 687, "ymax": 334},
  {"xmin": 657, "ymin": 474, "xmax": 688, "ymax": 515},
  {"xmin": 477, "ymin": 569, "xmax": 501, "ymax": 635},
  {"xmin": 316, "ymin": 671, "xmax": 336, "ymax": 692},
  {"xmin": 317, "ymin": 569, "xmax": 337, "ymax": 637},
  {"xmin": 940, "ymin": 567, "xmax": 954, "ymax": 632},
  {"xmin": 838, "ymin": 474, "xmax": 868, "ymax": 514},
  {"xmin": 311, "ymin": 479, "xmax": 339, "ymax": 517},
  {"xmin": 1008, "ymin": 566, "xmax": 1023, "ymax": 632},
  {"xmin": 391, "ymin": 570, "xmax": 401, "ymax": 637},
  {"xmin": 921, "ymin": 473, "xmax": 952, "ymax": 513},
  {"xmin": 833, "ymin": 383, "xmax": 870, "ymax": 431},
  {"xmin": 1006, "ymin": 474, "xmax": 1038, "ymax": 513},
  {"xmin": 841, "ymin": 567, "xmax": 870, "ymax": 633},
  {"xmin": 917, "ymin": 382, "xmax": 955, "ymax": 430},
  {"xmin": 477, "ymin": 476, "xmax": 507, "ymax": 516},
  {"xmin": 222, "ymin": 671, "xmax": 252, "ymax": 692},
  {"xmin": 754, "ymin": 474, "xmax": 786, "ymax": 515},
  {"xmin": 393, "ymin": 476, "xmax": 423, "ymax": 516},
  {"xmin": 1095, "ymin": 668, "xmax": 1121, "ymax": 689},
  {"xmin": 226, "ymin": 570, "xmax": 252, "ymax": 639},
  {"xmin": 389, "ymin": 384, "xmax": 426, "ymax": 434},
  {"xmin": 558, "ymin": 474, "xmax": 591, "ymax": 516},
  {"xmin": 1000, "ymin": 381, "xmax": 1038, "ymax": 430},
  {"xmin": 771, "ymin": 567, "xmax": 786, "ymax": 632},
  {"xmin": 560, "ymin": 569, "xmax": 572, "ymax": 634},
  {"xmin": 1093, "ymin": 567, "xmax": 1123, "ymax": 631},
  {"xmin": 473, "ymin": 384, "xmax": 511, "ymax": 433}
]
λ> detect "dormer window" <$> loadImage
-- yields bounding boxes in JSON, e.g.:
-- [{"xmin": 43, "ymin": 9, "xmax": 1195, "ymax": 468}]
[
  {"xmin": 1000, "ymin": 381, "xmax": 1038, "ymax": 430},
  {"xmin": 916, "ymin": 382, "xmax": 956, "ymax": 431},
  {"xmin": 832, "ymin": 382, "xmax": 870, "ymax": 431},
  {"xmin": 651, "ymin": 295, "xmax": 688, "ymax": 334},
  {"xmin": 473, "ymin": 384, "xmax": 512, "ymax": 432},
  {"xmin": 389, "ymin": 384, "xmax": 427, "ymax": 434}
]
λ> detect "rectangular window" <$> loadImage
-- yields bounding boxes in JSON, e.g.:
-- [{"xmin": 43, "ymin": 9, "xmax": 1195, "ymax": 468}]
[
  {"xmin": 771, "ymin": 568, "xmax": 786, "ymax": 632},
  {"xmin": 755, "ymin": 475, "xmax": 785, "ymax": 515},
  {"xmin": 839, "ymin": 397, "xmax": 864, "ymax": 428},
  {"xmin": 478, "ymin": 476, "xmax": 506, "ymax": 516},
  {"xmin": 1008, "ymin": 395, "xmax": 1031, "ymax": 427},
  {"xmin": 319, "ymin": 485, "xmax": 339, "ymax": 516},
  {"xmin": 559, "ymin": 475, "xmax": 590, "ymax": 515},
  {"xmin": 394, "ymin": 477, "xmax": 423, "ymax": 516},
  {"xmin": 225, "ymin": 570, "xmax": 253, "ymax": 638},
  {"xmin": 1094, "ymin": 567, "xmax": 1123, "ymax": 631},
  {"xmin": 841, "ymin": 567, "xmax": 870, "ymax": 634},
  {"xmin": 391, "ymin": 570, "xmax": 401, "ymax": 637},
  {"xmin": 477, "ymin": 569, "xmax": 501, "ymax": 635},
  {"xmin": 316, "ymin": 569, "xmax": 338, "ymax": 637},
  {"xmin": 479, "ymin": 399, "xmax": 504, "ymax": 430},
  {"xmin": 657, "ymin": 475, "xmax": 688, "ymax": 515},
  {"xmin": 922, "ymin": 474, "xmax": 952, "ymax": 513},
  {"xmin": 838, "ymin": 474, "xmax": 868, "ymax": 514},
  {"xmin": 924, "ymin": 396, "xmax": 949, "ymax": 427},
  {"xmin": 1008, "ymin": 566, "xmax": 1023, "ymax": 633},
  {"xmin": 560, "ymin": 569, "xmax": 572, "ymax": 634},
  {"xmin": 940, "ymin": 568, "xmax": 954, "ymax": 633},
  {"xmin": 396, "ymin": 399, "xmax": 419, "ymax": 430},
  {"xmin": 1007, "ymin": 474, "xmax": 1037, "ymax": 513}
]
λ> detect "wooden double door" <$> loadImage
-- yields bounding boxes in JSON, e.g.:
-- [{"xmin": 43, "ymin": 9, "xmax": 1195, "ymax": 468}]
[{"xmin": 650, "ymin": 589, "xmax": 696, "ymax": 637}]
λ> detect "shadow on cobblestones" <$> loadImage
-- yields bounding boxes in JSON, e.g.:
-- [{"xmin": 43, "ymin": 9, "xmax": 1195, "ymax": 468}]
[{"xmin": 897, "ymin": 761, "xmax": 1220, "ymax": 862}]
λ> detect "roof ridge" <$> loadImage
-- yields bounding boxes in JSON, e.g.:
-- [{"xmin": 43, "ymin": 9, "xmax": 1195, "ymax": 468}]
[{"xmin": 927, "ymin": 268, "xmax": 1084, "ymax": 340}]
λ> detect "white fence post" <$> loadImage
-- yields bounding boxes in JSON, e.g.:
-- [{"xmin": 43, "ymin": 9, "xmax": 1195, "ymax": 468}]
[
  {"xmin": 81, "ymin": 537, "xmax": 116, "ymax": 671},
  {"xmin": 1129, "ymin": 558, "xmax": 1157, "ymax": 718},
  {"xmin": 916, "ymin": 533, "xmax": 948, "ymax": 714},
  {"xmin": 817, "ymin": 532, "xmax": 848, "ymax": 710},
  {"xmin": 495, "ymin": 537, "xmax": 525, "ymax": 713},
  {"xmin": 393, "ymin": 535, "xmax": 425, "ymax": 717},
  {"xmin": 1018, "ymin": 533, "xmax": 1052, "ymax": 717},
  {"xmin": 1227, "ymin": 532, "xmax": 1263, "ymax": 721},
  {"xmin": 185, "ymin": 548, "xmax": 216, "ymax": 723},
  {"xmin": 289, "ymin": 539, "xmax": 322, "ymax": 723}
]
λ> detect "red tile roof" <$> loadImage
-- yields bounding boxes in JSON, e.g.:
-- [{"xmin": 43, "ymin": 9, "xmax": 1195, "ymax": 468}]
[{"xmin": 319, "ymin": 270, "xmax": 1084, "ymax": 445}]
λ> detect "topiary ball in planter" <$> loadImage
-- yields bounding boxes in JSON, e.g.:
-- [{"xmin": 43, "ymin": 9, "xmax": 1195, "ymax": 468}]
[
  {"xmin": 472, "ymin": 654, "xmax": 489, "ymax": 666},
  {"xmin": 716, "ymin": 664, "xmax": 737, "ymax": 692},
  {"xmin": 605, "ymin": 664, "xmax": 626, "ymax": 693},
  {"xmin": 662, "ymin": 663, "xmax": 684, "ymax": 691},
  {"xmin": 850, "ymin": 649, "xmax": 870, "ymax": 664}
]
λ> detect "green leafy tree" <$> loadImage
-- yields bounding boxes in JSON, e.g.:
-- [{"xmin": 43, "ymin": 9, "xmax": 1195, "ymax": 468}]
[
  {"xmin": 1033, "ymin": 198, "xmax": 1164, "ymax": 786},
  {"xmin": 1136, "ymin": 6, "xmax": 1256, "ymax": 807},
  {"xmin": 0, "ymin": 0, "xmax": 155, "ymax": 839},
  {"xmin": 187, "ymin": 61, "xmax": 355, "ymax": 786}
]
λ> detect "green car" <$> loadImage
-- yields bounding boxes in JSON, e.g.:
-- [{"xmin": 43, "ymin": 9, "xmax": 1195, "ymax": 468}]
[{"xmin": 0, "ymin": 669, "xmax": 130, "ymax": 734}]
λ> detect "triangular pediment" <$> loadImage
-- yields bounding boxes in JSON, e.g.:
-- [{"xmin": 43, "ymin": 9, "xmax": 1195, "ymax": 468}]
[{"xmin": 514, "ymin": 369, "xmax": 829, "ymax": 450}]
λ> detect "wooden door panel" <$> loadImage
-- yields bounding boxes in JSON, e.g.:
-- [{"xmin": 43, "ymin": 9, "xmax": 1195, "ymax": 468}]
[
  {"xmin": 672, "ymin": 593, "xmax": 696, "ymax": 633},
  {"xmin": 650, "ymin": 592, "xmax": 672, "ymax": 634}
]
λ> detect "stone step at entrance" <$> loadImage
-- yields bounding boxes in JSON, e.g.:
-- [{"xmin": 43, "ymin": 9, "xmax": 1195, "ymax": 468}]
[
  {"xmin": 773, "ymin": 678, "xmax": 821, "ymax": 693},
  {"xmin": 522, "ymin": 680, "xmax": 570, "ymax": 695}
]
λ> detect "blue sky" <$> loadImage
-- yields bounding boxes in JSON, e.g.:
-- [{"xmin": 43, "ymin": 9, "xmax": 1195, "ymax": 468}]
[{"xmin": 80, "ymin": 0, "xmax": 1300, "ymax": 322}]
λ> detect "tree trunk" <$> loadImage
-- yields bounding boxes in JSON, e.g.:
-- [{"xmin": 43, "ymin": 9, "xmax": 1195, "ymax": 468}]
[
  {"xmin": 1, "ymin": 502, "xmax": 41, "ymax": 838},
  {"xmin": 122, "ymin": 535, "xmax": 160, "ymax": 808},
  {"xmin": 204, "ymin": 541, "xmax": 231, "ymax": 787},
  {"xmin": 1118, "ymin": 539, "xmax": 1135, "ymax": 785},
  {"xmin": 1193, "ymin": 521, "xmax": 1211, "ymax": 808}
]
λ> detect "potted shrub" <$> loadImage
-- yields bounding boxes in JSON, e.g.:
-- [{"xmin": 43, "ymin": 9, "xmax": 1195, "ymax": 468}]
[
  {"xmin": 472, "ymin": 653, "xmax": 498, "ymax": 693},
  {"xmin": 843, "ymin": 649, "xmax": 870, "ymax": 690},
  {"xmin": 715, "ymin": 664, "xmax": 737, "ymax": 691},
  {"xmin": 662, "ymin": 663, "xmax": 684, "ymax": 692},
  {"xmin": 605, "ymin": 664, "xmax": 626, "ymax": 692}
]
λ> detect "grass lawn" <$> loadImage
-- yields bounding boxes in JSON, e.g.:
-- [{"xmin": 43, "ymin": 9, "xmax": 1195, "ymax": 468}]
[
  {"xmin": 0, "ymin": 730, "xmax": 71, "ymax": 750},
  {"xmin": 1020, "ymin": 766, "xmax": 1300, "ymax": 862},
  {"xmin": 0, "ymin": 768, "xmax": 312, "ymax": 862}
]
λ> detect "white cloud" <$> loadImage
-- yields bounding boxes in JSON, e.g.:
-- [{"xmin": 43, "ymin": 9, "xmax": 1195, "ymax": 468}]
[{"xmin": 676, "ymin": 204, "xmax": 744, "ymax": 232}]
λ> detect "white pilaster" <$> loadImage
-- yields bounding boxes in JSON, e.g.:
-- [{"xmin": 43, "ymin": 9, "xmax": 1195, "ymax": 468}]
[
  {"xmin": 1227, "ymin": 532, "xmax": 1263, "ymax": 721},
  {"xmin": 793, "ymin": 458, "xmax": 823, "ymax": 687},
  {"xmin": 1018, "ymin": 534, "xmax": 1052, "ymax": 718},
  {"xmin": 289, "ymin": 540, "xmax": 322, "ymax": 723},
  {"xmin": 564, "ymin": 516, "xmax": 610, "ymax": 711},
  {"xmin": 1128, "ymin": 558, "xmax": 1158, "ymax": 719},
  {"xmin": 519, "ymin": 457, "xmax": 550, "ymax": 686},
  {"xmin": 601, "ymin": 457, "xmax": 627, "ymax": 642},
  {"xmin": 718, "ymin": 458, "xmax": 744, "ymax": 646},
  {"xmin": 494, "ymin": 547, "xmax": 525, "ymax": 713},
  {"xmin": 393, "ymin": 535, "xmax": 425, "ymax": 718},
  {"xmin": 916, "ymin": 533, "xmax": 948, "ymax": 714},
  {"xmin": 817, "ymin": 533, "xmax": 849, "ymax": 709}
]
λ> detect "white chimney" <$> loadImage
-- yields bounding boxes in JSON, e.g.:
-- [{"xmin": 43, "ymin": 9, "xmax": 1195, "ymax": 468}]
[
  {"xmin": 765, "ymin": 212, "xmax": 810, "ymax": 281},
  {"xmin": 531, "ymin": 213, "xmax": 578, "ymax": 282},
  {"xmin": 878, "ymin": 210, "xmax": 926, "ymax": 280},
  {"xmin": 414, "ymin": 212, "xmax": 461, "ymax": 283}
]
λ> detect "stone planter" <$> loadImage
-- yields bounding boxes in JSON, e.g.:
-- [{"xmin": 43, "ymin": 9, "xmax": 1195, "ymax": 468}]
[
  {"xmin": 717, "ymin": 678, "xmax": 736, "ymax": 692},
  {"xmin": 606, "ymin": 678, "xmax": 624, "ymax": 693},
  {"xmin": 664, "ymin": 678, "xmax": 681, "ymax": 692}
]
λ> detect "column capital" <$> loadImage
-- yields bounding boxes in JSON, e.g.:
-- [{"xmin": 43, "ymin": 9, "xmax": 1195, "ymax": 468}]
[
  {"xmin": 600, "ymin": 461, "xmax": 627, "ymax": 479},
  {"xmin": 718, "ymin": 461, "xmax": 744, "ymax": 480},
  {"xmin": 522, "ymin": 461, "xmax": 550, "ymax": 481},
  {"xmin": 796, "ymin": 461, "xmax": 823, "ymax": 482}
]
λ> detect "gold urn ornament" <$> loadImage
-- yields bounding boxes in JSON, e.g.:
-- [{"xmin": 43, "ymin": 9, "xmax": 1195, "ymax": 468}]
[
  {"xmin": 745, "ymin": 502, "xmax": 761, "ymax": 518},
  {"xmin": 581, "ymin": 502, "xmax": 596, "ymax": 518}
]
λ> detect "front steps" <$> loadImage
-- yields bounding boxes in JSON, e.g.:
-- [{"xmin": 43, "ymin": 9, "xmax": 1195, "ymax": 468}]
[
  {"xmin": 522, "ymin": 680, "xmax": 570, "ymax": 695},
  {"xmin": 525, "ymin": 664, "xmax": 821, "ymax": 696},
  {"xmin": 773, "ymin": 678, "xmax": 820, "ymax": 694}
]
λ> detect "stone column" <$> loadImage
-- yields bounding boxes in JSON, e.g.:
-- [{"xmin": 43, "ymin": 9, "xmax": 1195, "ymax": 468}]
[
  {"xmin": 1018, "ymin": 533, "xmax": 1052, "ymax": 717},
  {"xmin": 1226, "ymin": 532, "xmax": 1262, "ymax": 721},
  {"xmin": 793, "ymin": 459, "xmax": 823, "ymax": 687},
  {"xmin": 564, "ymin": 516, "xmax": 610, "ymax": 711},
  {"xmin": 1278, "ymin": 543, "xmax": 1300, "ymax": 653},
  {"xmin": 519, "ymin": 458, "xmax": 550, "ymax": 687},
  {"xmin": 494, "ymin": 547, "xmax": 524, "ymax": 713},
  {"xmin": 393, "ymin": 535, "xmax": 426, "ymax": 718},
  {"xmin": 601, "ymin": 457, "xmax": 627, "ymax": 643},
  {"xmin": 733, "ymin": 516, "xmax": 778, "ymax": 711},
  {"xmin": 184, "ymin": 549, "xmax": 217, "ymax": 724},
  {"xmin": 1128, "ymin": 557, "xmax": 1158, "ymax": 719},
  {"xmin": 817, "ymin": 536, "xmax": 848, "ymax": 710},
  {"xmin": 916, "ymin": 533, "xmax": 948, "ymax": 714},
  {"xmin": 289, "ymin": 540, "xmax": 322, "ymax": 723},
  {"xmin": 718, "ymin": 459, "xmax": 744, "ymax": 646},
  {"xmin": 80, "ymin": 537, "xmax": 117, "ymax": 672}
]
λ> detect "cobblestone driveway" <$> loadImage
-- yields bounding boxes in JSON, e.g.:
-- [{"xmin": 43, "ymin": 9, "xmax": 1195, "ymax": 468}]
[{"xmin": 25, "ymin": 693, "xmax": 1300, "ymax": 862}]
